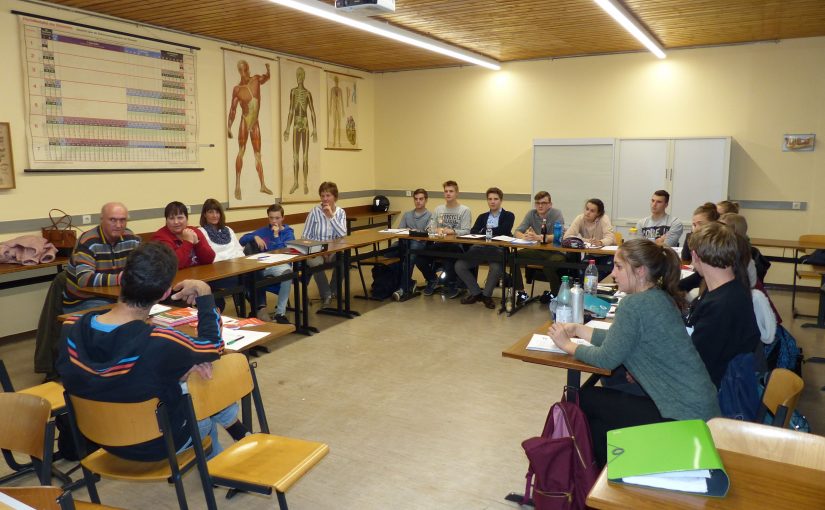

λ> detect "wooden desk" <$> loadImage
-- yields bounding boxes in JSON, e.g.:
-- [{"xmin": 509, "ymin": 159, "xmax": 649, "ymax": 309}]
[
  {"xmin": 58, "ymin": 305, "xmax": 294, "ymax": 354},
  {"xmin": 0, "ymin": 257, "xmax": 68, "ymax": 291},
  {"xmin": 79, "ymin": 256, "xmax": 266, "ymax": 300},
  {"xmin": 502, "ymin": 321, "xmax": 611, "ymax": 389},
  {"xmin": 586, "ymin": 418, "xmax": 825, "ymax": 509},
  {"xmin": 343, "ymin": 206, "xmax": 399, "ymax": 234}
]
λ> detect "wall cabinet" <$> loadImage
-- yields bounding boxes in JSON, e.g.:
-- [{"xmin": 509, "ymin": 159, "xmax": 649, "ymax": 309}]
[{"xmin": 612, "ymin": 137, "xmax": 730, "ymax": 225}]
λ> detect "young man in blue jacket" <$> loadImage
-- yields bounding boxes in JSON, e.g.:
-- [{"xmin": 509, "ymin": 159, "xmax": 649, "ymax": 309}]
[{"xmin": 240, "ymin": 203, "xmax": 295, "ymax": 324}]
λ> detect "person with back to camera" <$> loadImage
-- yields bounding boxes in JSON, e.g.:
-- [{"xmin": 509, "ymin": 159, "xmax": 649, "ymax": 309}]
[
  {"xmin": 548, "ymin": 239, "xmax": 720, "ymax": 467},
  {"xmin": 684, "ymin": 222, "xmax": 761, "ymax": 388},
  {"xmin": 57, "ymin": 243, "xmax": 249, "ymax": 462}
]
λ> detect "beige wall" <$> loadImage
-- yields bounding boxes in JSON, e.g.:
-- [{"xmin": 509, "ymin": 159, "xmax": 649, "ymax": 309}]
[
  {"xmin": 375, "ymin": 37, "xmax": 825, "ymax": 285},
  {"xmin": 0, "ymin": 0, "xmax": 376, "ymax": 336}
]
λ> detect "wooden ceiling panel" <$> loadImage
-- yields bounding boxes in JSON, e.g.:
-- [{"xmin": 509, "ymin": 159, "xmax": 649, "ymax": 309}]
[{"xmin": 41, "ymin": 0, "xmax": 825, "ymax": 71}]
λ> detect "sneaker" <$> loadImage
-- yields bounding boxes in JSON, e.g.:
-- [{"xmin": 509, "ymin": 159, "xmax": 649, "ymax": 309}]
[
  {"xmin": 517, "ymin": 291, "xmax": 530, "ymax": 305},
  {"xmin": 421, "ymin": 280, "xmax": 439, "ymax": 296},
  {"xmin": 256, "ymin": 307, "xmax": 271, "ymax": 322},
  {"xmin": 444, "ymin": 286, "xmax": 463, "ymax": 299},
  {"xmin": 392, "ymin": 289, "xmax": 404, "ymax": 301},
  {"xmin": 273, "ymin": 314, "xmax": 291, "ymax": 325},
  {"xmin": 482, "ymin": 296, "xmax": 496, "ymax": 309},
  {"xmin": 321, "ymin": 294, "xmax": 334, "ymax": 306}
]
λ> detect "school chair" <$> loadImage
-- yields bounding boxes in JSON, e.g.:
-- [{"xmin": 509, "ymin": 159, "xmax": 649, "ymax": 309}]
[
  {"xmin": 791, "ymin": 234, "xmax": 825, "ymax": 317},
  {"xmin": 757, "ymin": 368, "xmax": 804, "ymax": 428},
  {"xmin": 0, "ymin": 486, "xmax": 125, "ymax": 510},
  {"xmin": 0, "ymin": 360, "xmax": 68, "ymax": 485},
  {"xmin": 184, "ymin": 353, "xmax": 329, "ymax": 510},
  {"xmin": 0, "ymin": 392, "xmax": 55, "ymax": 485},
  {"xmin": 63, "ymin": 393, "xmax": 210, "ymax": 510}
]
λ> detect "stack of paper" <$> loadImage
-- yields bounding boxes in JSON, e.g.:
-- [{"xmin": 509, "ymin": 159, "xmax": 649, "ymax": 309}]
[
  {"xmin": 222, "ymin": 328, "xmax": 272, "ymax": 351},
  {"xmin": 512, "ymin": 238, "xmax": 538, "ymax": 245},
  {"xmin": 493, "ymin": 235, "xmax": 516, "ymax": 242},
  {"xmin": 246, "ymin": 253, "xmax": 298, "ymax": 263},
  {"xmin": 379, "ymin": 228, "xmax": 410, "ymax": 234},
  {"xmin": 152, "ymin": 307, "xmax": 198, "ymax": 327},
  {"xmin": 526, "ymin": 333, "xmax": 591, "ymax": 354},
  {"xmin": 458, "ymin": 234, "xmax": 485, "ymax": 239}
]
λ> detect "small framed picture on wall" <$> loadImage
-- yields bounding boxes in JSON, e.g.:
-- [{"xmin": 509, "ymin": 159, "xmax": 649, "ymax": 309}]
[
  {"xmin": 783, "ymin": 133, "xmax": 815, "ymax": 152},
  {"xmin": 0, "ymin": 122, "xmax": 15, "ymax": 190}
]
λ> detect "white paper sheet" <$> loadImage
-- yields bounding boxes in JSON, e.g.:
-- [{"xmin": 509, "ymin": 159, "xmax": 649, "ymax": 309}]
[
  {"xmin": 246, "ymin": 253, "xmax": 298, "ymax": 263},
  {"xmin": 222, "ymin": 328, "xmax": 272, "ymax": 350},
  {"xmin": 526, "ymin": 334, "xmax": 591, "ymax": 354}
]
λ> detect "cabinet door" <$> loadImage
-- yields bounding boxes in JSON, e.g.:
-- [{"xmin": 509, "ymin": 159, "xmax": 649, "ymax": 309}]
[
  {"xmin": 670, "ymin": 138, "xmax": 730, "ymax": 221},
  {"xmin": 614, "ymin": 139, "xmax": 669, "ymax": 224}
]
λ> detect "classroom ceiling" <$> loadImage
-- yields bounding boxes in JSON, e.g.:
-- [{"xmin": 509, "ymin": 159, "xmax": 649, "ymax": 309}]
[{"xmin": 42, "ymin": 0, "xmax": 825, "ymax": 72}]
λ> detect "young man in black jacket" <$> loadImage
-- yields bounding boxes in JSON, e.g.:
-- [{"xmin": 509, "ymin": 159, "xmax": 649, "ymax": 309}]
[{"xmin": 455, "ymin": 187, "xmax": 515, "ymax": 308}]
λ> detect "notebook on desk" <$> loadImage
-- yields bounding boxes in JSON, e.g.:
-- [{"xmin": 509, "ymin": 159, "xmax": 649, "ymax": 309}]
[{"xmin": 607, "ymin": 420, "xmax": 729, "ymax": 497}]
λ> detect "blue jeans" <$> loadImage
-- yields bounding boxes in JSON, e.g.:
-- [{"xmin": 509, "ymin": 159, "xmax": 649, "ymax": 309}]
[{"xmin": 252, "ymin": 264, "xmax": 292, "ymax": 315}]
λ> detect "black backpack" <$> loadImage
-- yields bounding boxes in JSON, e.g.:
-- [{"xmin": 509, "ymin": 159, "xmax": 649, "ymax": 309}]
[
  {"xmin": 370, "ymin": 263, "xmax": 400, "ymax": 300},
  {"xmin": 371, "ymin": 195, "xmax": 390, "ymax": 212}
]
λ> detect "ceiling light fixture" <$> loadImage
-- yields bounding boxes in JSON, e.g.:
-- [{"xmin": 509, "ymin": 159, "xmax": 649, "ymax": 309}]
[
  {"xmin": 269, "ymin": 0, "xmax": 501, "ymax": 70},
  {"xmin": 593, "ymin": 0, "xmax": 666, "ymax": 59}
]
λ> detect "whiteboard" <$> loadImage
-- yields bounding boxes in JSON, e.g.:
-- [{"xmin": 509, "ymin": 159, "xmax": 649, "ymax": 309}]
[{"xmin": 532, "ymin": 139, "xmax": 615, "ymax": 227}]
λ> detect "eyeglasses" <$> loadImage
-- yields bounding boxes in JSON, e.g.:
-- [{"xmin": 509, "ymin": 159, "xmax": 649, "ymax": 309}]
[{"xmin": 534, "ymin": 201, "xmax": 551, "ymax": 206}]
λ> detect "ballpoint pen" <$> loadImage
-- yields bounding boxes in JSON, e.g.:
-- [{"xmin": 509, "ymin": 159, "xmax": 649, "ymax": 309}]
[{"xmin": 226, "ymin": 336, "xmax": 244, "ymax": 346}]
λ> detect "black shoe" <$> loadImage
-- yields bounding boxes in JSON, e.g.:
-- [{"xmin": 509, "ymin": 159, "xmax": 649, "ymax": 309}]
[
  {"xmin": 445, "ymin": 287, "xmax": 463, "ymax": 299},
  {"xmin": 461, "ymin": 293, "xmax": 481, "ymax": 304},
  {"xmin": 517, "ymin": 291, "xmax": 530, "ymax": 305},
  {"xmin": 273, "ymin": 314, "xmax": 291, "ymax": 325},
  {"xmin": 482, "ymin": 296, "xmax": 496, "ymax": 309}
]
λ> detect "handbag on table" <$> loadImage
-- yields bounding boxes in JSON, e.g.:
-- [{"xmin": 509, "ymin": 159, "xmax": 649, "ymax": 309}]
[{"xmin": 42, "ymin": 208, "xmax": 79, "ymax": 252}]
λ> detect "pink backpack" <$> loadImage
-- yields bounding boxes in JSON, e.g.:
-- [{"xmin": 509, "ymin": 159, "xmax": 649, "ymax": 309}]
[{"xmin": 520, "ymin": 394, "xmax": 599, "ymax": 510}]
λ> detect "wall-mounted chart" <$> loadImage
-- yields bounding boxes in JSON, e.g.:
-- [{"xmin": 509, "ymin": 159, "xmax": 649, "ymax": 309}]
[{"xmin": 19, "ymin": 14, "xmax": 200, "ymax": 171}]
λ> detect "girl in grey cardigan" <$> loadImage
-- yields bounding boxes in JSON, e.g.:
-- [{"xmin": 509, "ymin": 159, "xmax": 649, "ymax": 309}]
[{"xmin": 549, "ymin": 239, "xmax": 720, "ymax": 467}]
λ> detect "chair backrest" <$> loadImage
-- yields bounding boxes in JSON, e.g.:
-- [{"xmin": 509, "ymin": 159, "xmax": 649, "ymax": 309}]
[
  {"xmin": 0, "ymin": 486, "xmax": 66, "ymax": 510},
  {"xmin": 762, "ymin": 368, "xmax": 804, "ymax": 427},
  {"xmin": 66, "ymin": 394, "xmax": 163, "ymax": 447},
  {"xmin": 708, "ymin": 418, "xmax": 825, "ymax": 470},
  {"xmin": 186, "ymin": 353, "xmax": 254, "ymax": 421},
  {"xmin": 0, "ymin": 392, "xmax": 51, "ymax": 459}
]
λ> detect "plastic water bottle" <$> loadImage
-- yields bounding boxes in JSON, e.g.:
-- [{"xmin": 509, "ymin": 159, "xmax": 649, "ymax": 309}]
[
  {"xmin": 554, "ymin": 276, "xmax": 573, "ymax": 323},
  {"xmin": 584, "ymin": 259, "xmax": 598, "ymax": 295},
  {"xmin": 540, "ymin": 219, "xmax": 548, "ymax": 244},
  {"xmin": 627, "ymin": 227, "xmax": 638, "ymax": 242},
  {"xmin": 553, "ymin": 222, "xmax": 563, "ymax": 246},
  {"xmin": 427, "ymin": 217, "xmax": 437, "ymax": 235},
  {"xmin": 485, "ymin": 226, "xmax": 493, "ymax": 242},
  {"xmin": 571, "ymin": 281, "xmax": 585, "ymax": 324}
]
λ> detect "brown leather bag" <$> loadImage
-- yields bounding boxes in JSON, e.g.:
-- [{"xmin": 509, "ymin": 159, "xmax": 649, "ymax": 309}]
[{"xmin": 42, "ymin": 209, "xmax": 78, "ymax": 249}]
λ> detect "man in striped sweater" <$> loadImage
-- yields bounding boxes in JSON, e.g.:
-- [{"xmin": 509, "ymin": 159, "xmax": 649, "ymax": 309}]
[{"xmin": 63, "ymin": 202, "xmax": 141, "ymax": 313}]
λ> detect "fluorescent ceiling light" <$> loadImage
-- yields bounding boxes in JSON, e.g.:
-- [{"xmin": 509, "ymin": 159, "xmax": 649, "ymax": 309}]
[
  {"xmin": 594, "ymin": 0, "xmax": 666, "ymax": 59},
  {"xmin": 269, "ymin": 0, "xmax": 501, "ymax": 70}
]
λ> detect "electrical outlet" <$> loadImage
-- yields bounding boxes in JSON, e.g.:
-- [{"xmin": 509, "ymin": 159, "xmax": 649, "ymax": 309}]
[
  {"xmin": 792, "ymin": 202, "xmax": 801, "ymax": 210},
  {"xmin": 405, "ymin": 190, "xmax": 412, "ymax": 197},
  {"xmin": 82, "ymin": 215, "xmax": 92, "ymax": 225}
]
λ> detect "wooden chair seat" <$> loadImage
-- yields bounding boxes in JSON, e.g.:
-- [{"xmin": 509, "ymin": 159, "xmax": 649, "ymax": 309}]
[
  {"xmin": 359, "ymin": 256, "xmax": 400, "ymax": 266},
  {"xmin": 80, "ymin": 436, "xmax": 209, "ymax": 482},
  {"xmin": 206, "ymin": 433, "xmax": 328, "ymax": 492},
  {"xmin": 0, "ymin": 486, "xmax": 126, "ymax": 509},
  {"xmin": 797, "ymin": 266, "xmax": 825, "ymax": 280},
  {"xmin": 19, "ymin": 381, "xmax": 66, "ymax": 413}
]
